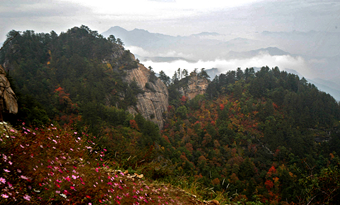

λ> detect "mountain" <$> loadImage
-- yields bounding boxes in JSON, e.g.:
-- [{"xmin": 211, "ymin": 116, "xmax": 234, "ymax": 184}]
[
  {"xmin": 227, "ymin": 47, "xmax": 290, "ymax": 59},
  {"xmin": 162, "ymin": 66, "xmax": 340, "ymax": 204},
  {"xmin": 260, "ymin": 30, "xmax": 340, "ymax": 57},
  {"xmin": 139, "ymin": 56, "xmax": 195, "ymax": 63},
  {"xmin": 205, "ymin": 68, "xmax": 220, "ymax": 79},
  {"xmin": 1, "ymin": 26, "xmax": 340, "ymax": 204},
  {"xmin": 308, "ymin": 78, "xmax": 340, "ymax": 101},
  {"xmin": 0, "ymin": 26, "xmax": 168, "ymax": 130},
  {"xmin": 102, "ymin": 26, "xmax": 178, "ymax": 50},
  {"xmin": 102, "ymin": 27, "xmax": 340, "ymax": 102},
  {"xmin": 102, "ymin": 26, "xmax": 229, "ymax": 61}
]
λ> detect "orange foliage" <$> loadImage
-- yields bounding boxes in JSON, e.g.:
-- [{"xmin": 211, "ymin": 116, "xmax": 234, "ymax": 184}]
[
  {"xmin": 212, "ymin": 178, "xmax": 220, "ymax": 185},
  {"xmin": 229, "ymin": 173, "xmax": 239, "ymax": 183},
  {"xmin": 265, "ymin": 179, "xmax": 274, "ymax": 190},
  {"xmin": 272, "ymin": 102, "xmax": 278, "ymax": 109},
  {"xmin": 268, "ymin": 166, "xmax": 277, "ymax": 176},
  {"xmin": 129, "ymin": 119, "xmax": 139, "ymax": 130},
  {"xmin": 162, "ymin": 135, "xmax": 170, "ymax": 143},
  {"xmin": 180, "ymin": 152, "xmax": 189, "ymax": 161},
  {"xmin": 180, "ymin": 95, "xmax": 187, "ymax": 103},
  {"xmin": 185, "ymin": 142, "xmax": 193, "ymax": 153},
  {"xmin": 198, "ymin": 155, "xmax": 207, "ymax": 163}
]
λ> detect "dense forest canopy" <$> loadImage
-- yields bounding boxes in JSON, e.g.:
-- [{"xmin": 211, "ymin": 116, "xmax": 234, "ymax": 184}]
[
  {"xmin": 158, "ymin": 66, "xmax": 340, "ymax": 203},
  {"xmin": 0, "ymin": 26, "xmax": 145, "ymax": 131},
  {"xmin": 1, "ymin": 26, "xmax": 340, "ymax": 204}
]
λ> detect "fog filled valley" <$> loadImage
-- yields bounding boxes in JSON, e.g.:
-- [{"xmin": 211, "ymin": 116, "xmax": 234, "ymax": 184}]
[{"xmin": 102, "ymin": 26, "xmax": 340, "ymax": 101}]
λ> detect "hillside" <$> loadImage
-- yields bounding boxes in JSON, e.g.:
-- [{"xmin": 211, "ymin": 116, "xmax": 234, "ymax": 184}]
[
  {"xmin": 0, "ymin": 26, "xmax": 169, "ymax": 131},
  {"xmin": 1, "ymin": 26, "xmax": 340, "ymax": 204},
  {"xmin": 159, "ymin": 67, "xmax": 340, "ymax": 204}
]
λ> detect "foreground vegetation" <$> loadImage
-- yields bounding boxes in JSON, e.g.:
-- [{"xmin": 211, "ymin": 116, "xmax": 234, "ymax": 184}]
[{"xmin": 0, "ymin": 122, "xmax": 227, "ymax": 204}]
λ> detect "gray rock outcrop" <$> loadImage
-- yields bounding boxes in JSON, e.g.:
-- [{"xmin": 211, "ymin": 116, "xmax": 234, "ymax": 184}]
[
  {"xmin": 0, "ymin": 65, "xmax": 18, "ymax": 120},
  {"xmin": 125, "ymin": 63, "xmax": 169, "ymax": 129}
]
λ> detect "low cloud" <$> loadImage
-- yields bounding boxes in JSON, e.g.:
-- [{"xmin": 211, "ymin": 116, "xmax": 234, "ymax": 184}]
[
  {"xmin": 141, "ymin": 53, "xmax": 315, "ymax": 79},
  {"xmin": 126, "ymin": 46, "xmax": 194, "ymax": 59},
  {"xmin": 126, "ymin": 46, "xmax": 152, "ymax": 57}
]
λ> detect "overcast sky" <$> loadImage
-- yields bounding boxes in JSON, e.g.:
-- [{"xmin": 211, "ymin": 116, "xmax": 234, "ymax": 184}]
[{"xmin": 1, "ymin": 0, "xmax": 340, "ymax": 44}]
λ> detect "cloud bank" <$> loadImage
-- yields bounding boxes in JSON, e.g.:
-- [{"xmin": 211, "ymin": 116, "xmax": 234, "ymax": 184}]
[{"xmin": 141, "ymin": 53, "xmax": 314, "ymax": 79}]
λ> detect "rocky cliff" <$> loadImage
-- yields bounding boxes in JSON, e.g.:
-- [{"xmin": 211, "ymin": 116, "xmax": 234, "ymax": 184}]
[
  {"xmin": 179, "ymin": 72, "xmax": 209, "ymax": 100},
  {"xmin": 0, "ymin": 65, "xmax": 18, "ymax": 120},
  {"xmin": 124, "ymin": 63, "xmax": 169, "ymax": 129}
]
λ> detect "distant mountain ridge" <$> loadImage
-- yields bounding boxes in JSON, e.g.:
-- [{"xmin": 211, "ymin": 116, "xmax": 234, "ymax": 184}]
[{"xmin": 102, "ymin": 26, "xmax": 340, "ymax": 101}]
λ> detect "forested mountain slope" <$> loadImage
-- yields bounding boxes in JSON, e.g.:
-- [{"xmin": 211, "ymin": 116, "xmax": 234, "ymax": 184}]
[
  {"xmin": 160, "ymin": 67, "xmax": 340, "ymax": 204},
  {"xmin": 1, "ymin": 26, "xmax": 340, "ymax": 204},
  {"xmin": 0, "ymin": 25, "xmax": 168, "ymax": 131}
]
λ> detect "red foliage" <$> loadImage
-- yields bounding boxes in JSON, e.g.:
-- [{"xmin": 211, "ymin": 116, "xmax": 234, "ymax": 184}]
[
  {"xmin": 180, "ymin": 95, "xmax": 187, "ymax": 103},
  {"xmin": 272, "ymin": 102, "xmax": 278, "ymax": 109},
  {"xmin": 162, "ymin": 135, "xmax": 170, "ymax": 143},
  {"xmin": 268, "ymin": 166, "xmax": 277, "ymax": 174},
  {"xmin": 219, "ymin": 104, "xmax": 224, "ymax": 110},
  {"xmin": 267, "ymin": 166, "xmax": 277, "ymax": 177},
  {"xmin": 167, "ymin": 105, "xmax": 173, "ymax": 112},
  {"xmin": 185, "ymin": 142, "xmax": 193, "ymax": 153},
  {"xmin": 265, "ymin": 179, "xmax": 274, "ymax": 190},
  {"xmin": 129, "ymin": 119, "xmax": 139, "ymax": 130},
  {"xmin": 55, "ymin": 86, "xmax": 63, "ymax": 92}
]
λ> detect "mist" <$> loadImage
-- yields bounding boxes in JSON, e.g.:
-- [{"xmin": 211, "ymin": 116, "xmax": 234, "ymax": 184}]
[{"xmin": 141, "ymin": 53, "xmax": 313, "ymax": 79}]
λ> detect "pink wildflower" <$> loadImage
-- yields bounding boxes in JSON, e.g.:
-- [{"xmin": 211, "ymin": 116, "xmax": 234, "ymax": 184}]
[
  {"xmin": 0, "ymin": 177, "xmax": 6, "ymax": 184},
  {"xmin": 23, "ymin": 194, "xmax": 31, "ymax": 201},
  {"xmin": 1, "ymin": 193, "xmax": 9, "ymax": 198},
  {"xmin": 3, "ymin": 169, "xmax": 10, "ymax": 172}
]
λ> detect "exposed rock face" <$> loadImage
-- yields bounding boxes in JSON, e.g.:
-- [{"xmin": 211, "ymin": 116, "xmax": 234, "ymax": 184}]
[
  {"xmin": 0, "ymin": 65, "xmax": 18, "ymax": 120},
  {"xmin": 124, "ymin": 63, "xmax": 169, "ymax": 129},
  {"xmin": 179, "ymin": 73, "xmax": 209, "ymax": 100}
]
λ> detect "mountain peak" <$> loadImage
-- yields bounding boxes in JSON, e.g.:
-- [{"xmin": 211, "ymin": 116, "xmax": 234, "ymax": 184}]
[
  {"xmin": 191, "ymin": 32, "xmax": 220, "ymax": 37},
  {"xmin": 107, "ymin": 26, "xmax": 127, "ymax": 32}
]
